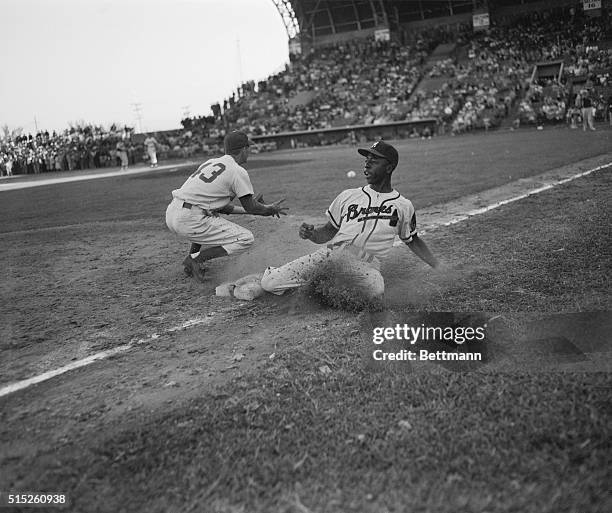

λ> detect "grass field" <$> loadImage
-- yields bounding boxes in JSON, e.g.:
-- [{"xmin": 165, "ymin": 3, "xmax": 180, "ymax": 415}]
[{"xmin": 0, "ymin": 126, "xmax": 611, "ymax": 512}]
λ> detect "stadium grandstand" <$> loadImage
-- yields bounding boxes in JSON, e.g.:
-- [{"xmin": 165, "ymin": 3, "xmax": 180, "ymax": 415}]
[
  {"xmin": 206, "ymin": 0, "xmax": 612, "ymax": 148},
  {"xmin": 2, "ymin": 0, "xmax": 611, "ymax": 175}
]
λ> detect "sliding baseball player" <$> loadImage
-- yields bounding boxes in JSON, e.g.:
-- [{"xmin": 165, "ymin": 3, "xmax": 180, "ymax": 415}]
[{"xmin": 259, "ymin": 140, "xmax": 439, "ymax": 299}]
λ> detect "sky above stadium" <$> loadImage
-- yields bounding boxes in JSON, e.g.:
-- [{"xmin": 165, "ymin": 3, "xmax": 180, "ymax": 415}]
[{"xmin": 0, "ymin": 0, "xmax": 289, "ymax": 134}]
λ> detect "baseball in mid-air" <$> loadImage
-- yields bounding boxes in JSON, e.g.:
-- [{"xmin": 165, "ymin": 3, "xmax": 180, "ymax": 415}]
[{"xmin": 347, "ymin": 170, "xmax": 356, "ymax": 178}]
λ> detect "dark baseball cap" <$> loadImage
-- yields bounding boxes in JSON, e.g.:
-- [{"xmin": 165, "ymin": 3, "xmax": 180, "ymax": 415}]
[
  {"xmin": 358, "ymin": 140, "xmax": 399, "ymax": 170},
  {"xmin": 224, "ymin": 130, "xmax": 253, "ymax": 152}
]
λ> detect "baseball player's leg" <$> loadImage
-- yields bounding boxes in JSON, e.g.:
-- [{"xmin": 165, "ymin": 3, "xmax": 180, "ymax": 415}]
[
  {"xmin": 147, "ymin": 149, "xmax": 157, "ymax": 166},
  {"xmin": 167, "ymin": 199, "xmax": 253, "ymax": 253},
  {"xmin": 188, "ymin": 216, "xmax": 254, "ymax": 256},
  {"xmin": 165, "ymin": 198, "xmax": 185, "ymax": 235},
  {"xmin": 261, "ymin": 248, "xmax": 331, "ymax": 295},
  {"xmin": 588, "ymin": 109, "xmax": 596, "ymax": 130},
  {"xmin": 177, "ymin": 210, "xmax": 254, "ymax": 281},
  {"xmin": 166, "ymin": 200, "xmax": 207, "ymax": 278},
  {"xmin": 339, "ymin": 258, "xmax": 385, "ymax": 298},
  {"xmin": 261, "ymin": 247, "xmax": 385, "ymax": 298},
  {"xmin": 167, "ymin": 199, "xmax": 235, "ymax": 279}
]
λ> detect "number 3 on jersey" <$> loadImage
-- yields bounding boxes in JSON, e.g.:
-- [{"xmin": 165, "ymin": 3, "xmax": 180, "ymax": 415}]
[{"xmin": 190, "ymin": 162, "xmax": 226, "ymax": 183}]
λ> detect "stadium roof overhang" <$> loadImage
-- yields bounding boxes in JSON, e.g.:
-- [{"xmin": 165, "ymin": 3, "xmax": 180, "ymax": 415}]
[{"xmin": 270, "ymin": 0, "xmax": 488, "ymax": 41}]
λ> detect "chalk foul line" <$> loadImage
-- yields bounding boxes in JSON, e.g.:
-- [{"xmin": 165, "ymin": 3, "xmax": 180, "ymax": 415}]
[
  {"xmin": 401, "ymin": 160, "xmax": 611, "ymax": 238},
  {"xmin": 0, "ymin": 314, "xmax": 221, "ymax": 398},
  {"xmin": 1, "ymin": 160, "xmax": 610, "ymax": 398}
]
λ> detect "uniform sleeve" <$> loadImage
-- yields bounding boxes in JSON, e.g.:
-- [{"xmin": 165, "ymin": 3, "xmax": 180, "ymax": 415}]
[
  {"xmin": 398, "ymin": 200, "xmax": 417, "ymax": 243},
  {"xmin": 326, "ymin": 189, "xmax": 351, "ymax": 228},
  {"xmin": 232, "ymin": 167, "xmax": 255, "ymax": 199}
]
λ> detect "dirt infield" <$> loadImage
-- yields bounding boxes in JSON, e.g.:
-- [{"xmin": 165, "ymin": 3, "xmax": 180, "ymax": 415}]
[{"xmin": 1, "ymin": 127, "xmax": 611, "ymax": 512}]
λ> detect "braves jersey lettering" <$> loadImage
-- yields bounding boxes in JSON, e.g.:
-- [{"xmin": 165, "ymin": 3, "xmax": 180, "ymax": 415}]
[
  {"xmin": 346, "ymin": 204, "xmax": 393, "ymax": 221},
  {"xmin": 326, "ymin": 186, "xmax": 417, "ymax": 261},
  {"xmin": 173, "ymin": 154, "xmax": 254, "ymax": 210}
]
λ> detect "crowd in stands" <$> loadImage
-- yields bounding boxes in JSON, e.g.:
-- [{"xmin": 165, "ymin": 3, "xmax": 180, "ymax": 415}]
[
  {"xmin": 0, "ymin": 125, "xmax": 137, "ymax": 177},
  {"xmin": 0, "ymin": 123, "xmax": 274, "ymax": 176},
  {"xmin": 213, "ymin": 35, "xmax": 441, "ymax": 135},
  {"xmin": 2, "ymin": 5, "xmax": 611, "ymax": 176},
  {"xmin": 198, "ymin": 5, "xmax": 609, "ymax": 139}
]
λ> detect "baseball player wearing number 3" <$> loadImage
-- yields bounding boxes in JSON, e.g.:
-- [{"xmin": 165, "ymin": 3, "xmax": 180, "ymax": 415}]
[
  {"xmin": 165, "ymin": 130, "xmax": 288, "ymax": 282},
  {"xmin": 260, "ymin": 141, "xmax": 438, "ymax": 299}
]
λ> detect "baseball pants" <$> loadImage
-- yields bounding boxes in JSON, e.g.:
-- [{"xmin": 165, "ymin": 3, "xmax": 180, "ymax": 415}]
[
  {"xmin": 165, "ymin": 197, "xmax": 254, "ymax": 255},
  {"xmin": 118, "ymin": 151, "xmax": 128, "ymax": 168},
  {"xmin": 582, "ymin": 107, "xmax": 595, "ymax": 130},
  {"xmin": 147, "ymin": 148, "xmax": 157, "ymax": 165},
  {"xmin": 260, "ymin": 246, "xmax": 385, "ymax": 298}
]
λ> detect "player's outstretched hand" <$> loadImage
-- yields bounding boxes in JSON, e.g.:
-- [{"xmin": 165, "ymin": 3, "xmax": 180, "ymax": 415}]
[
  {"xmin": 299, "ymin": 223, "xmax": 315, "ymax": 240},
  {"xmin": 267, "ymin": 199, "xmax": 288, "ymax": 218}
]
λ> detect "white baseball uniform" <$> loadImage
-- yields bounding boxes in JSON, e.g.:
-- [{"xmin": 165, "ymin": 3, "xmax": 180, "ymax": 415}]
[
  {"xmin": 261, "ymin": 185, "xmax": 417, "ymax": 297},
  {"xmin": 165, "ymin": 155, "xmax": 255, "ymax": 254},
  {"xmin": 144, "ymin": 136, "xmax": 158, "ymax": 165},
  {"xmin": 116, "ymin": 141, "xmax": 128, "ymax": 169}
]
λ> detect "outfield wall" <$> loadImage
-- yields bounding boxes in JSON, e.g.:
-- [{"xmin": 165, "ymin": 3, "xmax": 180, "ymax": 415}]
[{"xmin": 250, "ymin": 119, "xmax": 438, "ymax": 149}]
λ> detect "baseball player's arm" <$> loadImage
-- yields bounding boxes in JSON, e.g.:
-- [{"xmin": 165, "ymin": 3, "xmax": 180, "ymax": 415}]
[
  {"xmin": 406, "ymin": 235, "xmax": 439, "ymax": 269},
  {"xmin": 215, "ymin": 204, "xmax": 247, "ymax": 215},
  {"xmin": 299, "ymin": 221, "xmax": 338, "ymax": 244},
  {"xmin": 213, "ymin": 193, "xmax": 267, "ymax": 216},
  {"xmin": 239, "ymin": 194, "xmax": 287, "ymax": 217}
]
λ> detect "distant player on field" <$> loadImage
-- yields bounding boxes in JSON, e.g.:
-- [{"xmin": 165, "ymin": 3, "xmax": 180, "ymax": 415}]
[
  {"xmin": 116, "ymin": 139, "xmax": 129, "ymax": 170},
  {"xmin": 165, "ymin": 130, "xmax": 287, "ymax": 282},
  {"xmin": 144, "ymin": 135, "xmax": 159, "ymax": 168},
  {"xmin": 260, "ymin": 140, "xmax": 438, "ymax": 299}
]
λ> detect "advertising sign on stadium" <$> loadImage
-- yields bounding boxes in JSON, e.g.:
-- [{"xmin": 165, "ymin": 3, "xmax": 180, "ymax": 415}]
[
  {"xmin": 472, "ymin": 12, "xmax": 490, "ymax": 30},
  {"xmin": 583, "ymin": 0, "xmax": 601, "ymax": 10},
  {"xmin": 374, "ymin": 27, "xmax": 390, "ymax": 42}
]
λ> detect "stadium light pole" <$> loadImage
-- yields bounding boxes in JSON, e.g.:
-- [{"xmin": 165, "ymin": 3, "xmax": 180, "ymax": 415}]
[
  {"xmin": 131, "ymin": 102, "xmax": 143, "ymax": 134},
  {"xmin": 236, "ymin": 37, "xmax": 244, "ymax": 86}
]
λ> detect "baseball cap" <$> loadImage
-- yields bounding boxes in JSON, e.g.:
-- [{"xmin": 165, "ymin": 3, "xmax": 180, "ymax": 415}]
[
  {"xmin": 224, "ymin": 130, "xmax": 253, "ymax": 152},
  {"xmin": 358, "ymin": 140, "xmax": 399, "ymax": 170}
]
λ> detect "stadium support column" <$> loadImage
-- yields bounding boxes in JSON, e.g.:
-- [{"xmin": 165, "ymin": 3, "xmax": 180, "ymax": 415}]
[
  {"xmin": 352, "ymin": 1, "xmax": 362, "ymax": 30},
  {"xmin": 369, "ymin": 0, "xmax": 388, "ymax": 27}
]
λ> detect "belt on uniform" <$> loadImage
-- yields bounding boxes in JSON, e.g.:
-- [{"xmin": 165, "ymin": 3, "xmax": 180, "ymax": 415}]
[{"xmin": 181, "ymin": 201, "xmax": 212, "ymax": 216}]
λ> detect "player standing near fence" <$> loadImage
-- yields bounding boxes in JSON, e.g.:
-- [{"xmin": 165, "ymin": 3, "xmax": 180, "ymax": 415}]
[{"xmin": 144, "ymin": 135, "xmax": 159, "ymax": 167}]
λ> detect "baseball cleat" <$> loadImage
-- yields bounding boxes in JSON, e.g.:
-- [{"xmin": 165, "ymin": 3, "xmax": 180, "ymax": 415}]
[{"xmin": 183, "ymin": 256, "xmax": 207, "ymax": 282}]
